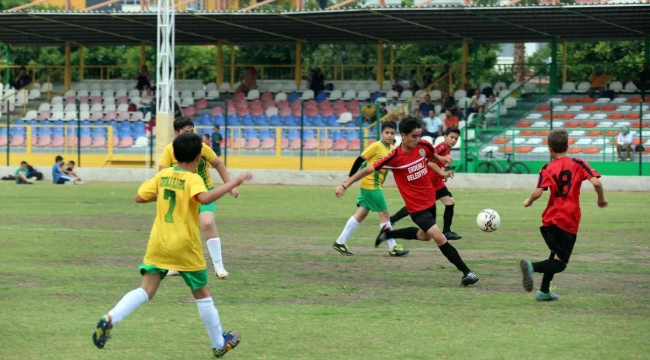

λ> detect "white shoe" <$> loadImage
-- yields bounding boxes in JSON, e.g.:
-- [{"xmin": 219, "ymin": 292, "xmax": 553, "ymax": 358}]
[
  {"xmin": 167, "ymin": 270, "xmax": 180, "ymax": 276},
  {"xmin": 216, "ymin": 267, "xmax": 229, "ymax": 279}
]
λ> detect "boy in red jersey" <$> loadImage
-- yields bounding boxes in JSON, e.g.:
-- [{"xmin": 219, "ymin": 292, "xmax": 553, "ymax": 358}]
[
  {"xmin": 335, "ymin": 117, "xmax": 479, "ymax": 286},
  {"xmin": 389, "ymin": 127, "xmax": 462, "ymax": 240},
  {"xmin": 520, "ymin": 129, "xmax": 608, "ymax": 301}
]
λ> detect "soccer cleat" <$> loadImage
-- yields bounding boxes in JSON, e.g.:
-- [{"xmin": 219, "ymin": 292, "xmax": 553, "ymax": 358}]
[
  {"xmin": 520, "ymin": 260, "xmax": 534, "ymax": 292},
  {"xmin": 445, "ymin": 232, "xmax": 462, "ymax": 240},
  {"xmin": 167, "ymin": 270, "xmax": 180, "ymax": 276},
  {"xmin": 389, "ymin": 244, "xmax": 409, "ymax": 256},
  {"xmin": 216, "ymin": 267, "xmax": 229, "ymax": 279},
  {"xmin": 92, "ymin": 315, "xmax": 113, "ymax": 349},
  {"xmin": 536, "ymin": 291, "xmax": 559, "ymax": 301},
  {"xmin": 461, "ymin": 272, "xmax": 479, "ymax": 286},
  {"xmin": 213, "ymin": 330, "xmax": 241, "ymax": 358},
  {"xmin": 375, "ymin": 225, "xmax": 390, "ymax": 248},
  {"xmin": 332, "ymin": 242, "xmax": 354, "ymax": 256}
]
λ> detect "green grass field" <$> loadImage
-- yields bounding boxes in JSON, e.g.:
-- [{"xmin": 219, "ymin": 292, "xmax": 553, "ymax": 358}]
[{"xmin": 0, "ymin": 182, "xmax": 649, "ymax": 360}]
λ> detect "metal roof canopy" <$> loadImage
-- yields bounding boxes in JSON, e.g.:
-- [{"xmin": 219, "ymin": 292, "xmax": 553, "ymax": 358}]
[{"xmin": 0, "ymin": 4, "xmax": 649, "ymax": 46}]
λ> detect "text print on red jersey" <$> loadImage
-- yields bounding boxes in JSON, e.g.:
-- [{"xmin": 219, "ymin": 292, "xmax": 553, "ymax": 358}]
[{"xmin": 407, "ymin": 161, "xmax": 428, "ymax": 181}]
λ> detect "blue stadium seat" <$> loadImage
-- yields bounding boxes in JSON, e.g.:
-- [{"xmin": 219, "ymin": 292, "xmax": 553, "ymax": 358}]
[
  {"xmin": 0, "ymin": 128, "xmax": 6, "ymax": 137},
  {"xmin": 199, "ymin": 114, "xmax": 212, "ymax": 126},
  {"xmin": 331, "ymin": 130, "xmax": 343, "ymax": 141},
  {"xmin": 315, "ymin": 92, "xmax": 328, "ymax": 103},
  {"xmin": 288, "ymin": 92, "xmax": 301, "ymax": 102},
  {"xmin": 301, "ymin": 116, "xmax": 313, "ymax": 127},
  {"xmin": 119, "ymin": 128, "xmax": 132, "ymax": 139},
  {"xmin": 345, "ymin": 122, "xmax": 357, "ymax": 128},
  {"xmin": 227, "ymin": 115, "xmax": 240, "ymax": 126},
  {"xmin": 288, "ymin": 129, "xmax": 300, "ymax": 141},
  {"xmin": 244, "ymin": 128, "xmax": 257, "ymax": 141},
  {"xmin": 312, "ymin": 115, "xmax": 324, "ymax": 127},
  {"xmin": 133, "ymin": 122, "xmax": 146, "ymax": 138},
  {"xmin": 254, "ymin": 115, "xmax": 268, "ymax": 126},
  {"xmin": 81, "ymin": 120, "xmax": 91, "ymax": 126},
  {"xmin": 11, "ymin": 126, "xmax": 25, "ymax": 137},
  {"xmin": 259, "ymin": 129, "xmax": 271, "ymax": 140},
  {"xmin": 80, "ymin": 127, "xmax": 92, "ymax": 138},
  {"xmin": 39, "ymin": 126, "xmax": 52, "ymax": 137},
  {"xmin": 27, "ymin": 120, "xmax": 38, "ymax": 126},
  {"xmin": 302, "ymin": 130, "xmax": 315, "ymax": 140},
  {"xmin": 371, "ymin": 92, "xmax": 385, "ymax": 102},
  {"xmin": 326, "ymin": 115, "xmax": 338, "ymax": 127},
  {"xmin": 214, "ymin": 115, "xmax": 225, "ymax": 126},
  {"xmin": 346, "ymin": 130, "xmax": 359, "ymax": 141},
  {"xmin": 14, "ymin": 120, "xmax": 25, "ymax": 125},
  {"xmin": 241, "ymin": 115, "xmax": 254, "ymax": 126},
  {"xmin": 53, "ymin": 120, "xmax": 64, "ymax": 126},
  {"xmin": 269, "ymin": 115, "xmax": 282, "ymax": 126},
  {"xmin": 283, "ymin": 115, "xmax": 297, "ymax": 127},
  {"xmin": 52, "ymin": 127, "xmax": 64, "ymax": 137},
  {"xmin": 93, "ymin": 126, "xmax": 107, "ymax": 138},
  {"xmin": 318, "ymin": 129, "xmax": 328, "ymax": 140},
  {"xmin": 119, "ymin": 122, "xmax": 131, "ymax": 130}
]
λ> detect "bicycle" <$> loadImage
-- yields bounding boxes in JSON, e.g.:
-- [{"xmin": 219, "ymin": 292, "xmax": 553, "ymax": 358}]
[{"xmin": 477, "ymin": 151, "xmax": 530, "ymax": 174}]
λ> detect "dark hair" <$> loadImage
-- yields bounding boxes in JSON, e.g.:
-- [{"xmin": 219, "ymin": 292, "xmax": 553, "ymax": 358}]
[
  {"xmin": 173, "ymin": 133, "xmax": 203, "ymax": 163},
  {"xmin": 399, "ymin": 116, "xmax": 423, "ymax": 135},
  {"xmin": 20, "ymin": 161, "xmax": 27, "ymax": 165},
  {"xmin": 381, "ymin": 121, "xmax": 397, "ymax": 131},
  {"xmin": 445, "ymin": 127, "xmax": 460, "ymax": 136},
  {"xmin": 214, "ymin": 125, "xmax": 220, "ymax": 130},
  {"xmin": 68, "ymin": 160, "xmax": 75, "ymax": 165},
  {"xmin": 547, "ymin": 129, "xmax": 569, "ymax": 153},
  {"xmin": 19, "ymin": 66, "xmax": 26, "ymax": 71},
  {"xmin": 55, "ymin": 155, "xmax": 63, "ymax": 162},
  {"xmin": 203, "ymin": 133, "xmax": 210, "ymax": 140},
  {"xmin": 173, "ymin": 116, "xmax": 194, "ymax": 132}
]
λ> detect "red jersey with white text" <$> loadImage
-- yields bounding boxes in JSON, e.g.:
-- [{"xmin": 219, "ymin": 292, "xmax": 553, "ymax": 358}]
[
  {"xmin": 536, "ymin": 157, "xmax": 600, "ymax": 234},
  {"xmin": 430, "ymin": 142, "xmax": 450, "ymax": 191},
  {"xmin": 374, "ymin": 140, "xmax": 436, "ymax": 213}
]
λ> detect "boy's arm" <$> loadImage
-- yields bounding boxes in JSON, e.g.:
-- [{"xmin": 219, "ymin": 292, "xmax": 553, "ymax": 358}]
[
  {"xmin": 158, "ymin": 145, "xmax": 173, "ymax": 171},
  {"xmin": 523, "ymin": 188, "xmax": 544, "ymax": 207},
  {"xmin": 336, "ymin": 165, "xmax": 375, "ymax": 198},
  {"xmin": 348, "ymin": 155, "xmax": 366, "ymax": 177},
  {"xmin": 589, "ymin": 177, "xmax": 608, "ymax": 208},
  {"xmin": 135, "ymin": 178, "xmax": 158, "ymax": 203},
  {"xmin": 428, "ymin": 161, "xmax": 453, "ymax": 179},
  {"xmin": 524, "ymin": 167, "xmax": 548, "ymax": 207},
  {"xmin": 205, "ymin": 144, "xmax": 238, "ymax": 198},
  {"xmin": 195, "ymin": 172, "xmax": 252, "ymax": 204}
]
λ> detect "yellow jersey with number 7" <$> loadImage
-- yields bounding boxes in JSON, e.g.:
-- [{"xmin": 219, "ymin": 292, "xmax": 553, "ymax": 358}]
[
  {"xmin": 138, "ymin": 167, "xmax": 208, "ymax": 271},
  {"xmin": 159, "ymin": 143, "xmax": 218, "ymax": 189}
]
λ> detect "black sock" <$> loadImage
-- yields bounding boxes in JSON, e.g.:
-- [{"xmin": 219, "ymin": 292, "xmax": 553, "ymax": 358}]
[
  {"xmin": 540, "ymin": 273, "xmax": 555, "ymax": 294},
  {"xmin": 386, "ymin": 227, "xmax": 419, "ymax": 240},
  {"xmin": 389, "ymin": 206, "xmax": 409, "ymax": 225},
  {"xmin": 442, "ymin": 204, "xmax": 454, "ymax": 233},
  {"xmin": 438, "ymin": 242, "xmax": 470, "ymax": 275},
  {"xmin": 532, "ymin": 259, "xmax": 566, "ymax": 274}
]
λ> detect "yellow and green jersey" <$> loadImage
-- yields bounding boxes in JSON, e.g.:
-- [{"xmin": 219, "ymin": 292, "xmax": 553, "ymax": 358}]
[
  {"xmin": 159, "ymin": 143, "xmax": 218, "ymax": 189},
  {"xmin": 359, "ymin": 141, "xmax": 394, "ymax": 190},
  {"xmin": 138, "ymin": 167, "xmax": 208, "ymax": 272}
]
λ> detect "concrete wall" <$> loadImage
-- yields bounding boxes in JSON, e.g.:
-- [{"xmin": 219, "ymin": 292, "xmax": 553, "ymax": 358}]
[{"xmin": 3, "ymin": 166, "xmax": 649, "ymax": 192}]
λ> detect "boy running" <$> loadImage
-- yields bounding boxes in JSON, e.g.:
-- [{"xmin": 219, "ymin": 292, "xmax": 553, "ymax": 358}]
[
  {"xmin": 520, "ymin": 129, "xmax": 608, "ymax": 301},
  {"xmin": 160, "ymin": 117, "xmax": 237, "ymax": 279},
  {"xmin": 332, "ymin": 121, "xmax": 409, "ymax": 257},
  {"xmin": 92, "ymin": 133, "xmax": 252, "ymax": 357},
  {"xmin": 335, "ymin": 116, "xmax": 479, "ymax": 286},
  {"xmin": 389, "ymin": 127, "xmax": 462, "ymax": 240}
]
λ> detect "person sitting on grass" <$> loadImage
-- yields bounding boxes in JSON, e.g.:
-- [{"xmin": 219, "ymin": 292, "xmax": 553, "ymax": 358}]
[
  {"xmin": 52, "ymin": 155, "xmax": 82, "ymax": 185},
  {"xmin": 15, "ymin": 161, "xmax": 36, "ymax": 184},
  {"xmin": 65, "ymin": 161, "xmax": 84, "ymax": 184}
]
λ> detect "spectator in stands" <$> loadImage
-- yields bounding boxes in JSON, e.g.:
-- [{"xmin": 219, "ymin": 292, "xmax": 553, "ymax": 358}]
[
  {"xmin": 484, "ymin": 95, "xmax": 499, "ymax": 127},
  {"xmin": 588, "ymin": 66, "xmax": 610, "ymax": 99},
  {"xmin": 378, "ymin": 102, "xmax": 388, "ymax": 118},
  {"xmin": 469, "ymin": 89, "xmax": 486, "ymax": 114},
  {"xmin": 212, "ymin": 125, "xmax": 223, "ymax": 156},
  {"xmin": 442, "ymin": 91, "xmax": 461, "ymax": 118},
  {"xmin": 136, "ymin": 65, "xmax": 152, "ymax": 91},
  {"xmin": 308, "ymin": 68, "xmax": 325, "ymax": 95},
  {"xmin": 9, "ymin": 66, "xmax": 32, "ymax": 91},
  {"xmin": 412, "ymin": 109, "xmax": 422, "ymax": 120},
  {"xmin": 138, "ymin": 85, "xmax": 154, "ymax": 114},
  {"xmin": 634, "ymin": 63, "xmax": 650, "ymax": 101},
  {"xmin": 422, "ymin": 110, "xmax": 443, "ymax": 138},
  {"xmin": 409, "ymin": 69, "xmax": 420, "ymax": 92},
  {"xmin": 616, "ymin": 126, "xmax": 634, "ymax": 162},
  {"xmin": 444, "ymin": 109, "xmax": 460, "ymax": 130},
  {"xmin": 468, "ymin": 105, "xmax": 485, "ymax": 127},
  {"xmin": 14, "ymin": 161, "xmax": 36, "ymax": 184},
  {"xmin": 437, "ymin": 64, "xmax": 451, "ymax": 92},
  {"xmin": 362, "ymin": 100, "xmax": 377, "ymax": 123},
  {"xmin": 65, "ymin": 161, "xmax": 84, "ymax": 183},
  {"xmin": 392, "ymin": 75, "xmax": 404, "ymax": 94},
  {"xmin": 419, "ymin": 94, "xmax": 435, "ymax": 116},
  {"xmin": 422, "ymin": 68, "xmax": 434, "ymax": 89},
  {"xmin": 236, "ymin": 66, "xmax": 258, "ymax": 93},
  {"xmin": 52, "ymin": 155, "xmax": 80, "ymax": 185}
]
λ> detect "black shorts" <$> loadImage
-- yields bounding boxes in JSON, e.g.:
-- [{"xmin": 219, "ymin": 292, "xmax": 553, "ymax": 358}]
[
  {"xmin": 435, "ymin": 186, "xmax": 452, "ymax": 201},
  {"xmin": 410, "ymin": 205, "xmax": 437, "ymax": 233},
  {"xmin": 540, "ymin": 225, "xmax": 577, "ymax": 264}
]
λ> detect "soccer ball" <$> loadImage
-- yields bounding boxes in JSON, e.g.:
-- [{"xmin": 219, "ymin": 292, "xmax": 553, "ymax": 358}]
[{"xmin": 476, "ymin": 209, "xmax": 500, "ymax": 232}]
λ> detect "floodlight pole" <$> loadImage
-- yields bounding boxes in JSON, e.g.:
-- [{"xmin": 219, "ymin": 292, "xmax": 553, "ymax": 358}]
[{"xmin": 155, "ymin": 0, "xmax": 175, "ymax": 170}]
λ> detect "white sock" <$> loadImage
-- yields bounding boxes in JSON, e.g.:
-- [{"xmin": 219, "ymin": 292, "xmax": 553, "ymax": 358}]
[
  {"xmin": 108, "ymin": 288, "xmax": 149, "ymax": 324},
  {"xmin": 196, "ymin": 297, "xmax": 225, "ymax": 349},
  {"xmin": 206, "ymin": 238, "xmax": 223, "ymax": 270},
  {"xmin": 336, "ymin": 216, "xmax": 360, "ymax": 245},
  {"xmin": 380, "ymin": 222, "xmax": 397, "ymax": 251}
]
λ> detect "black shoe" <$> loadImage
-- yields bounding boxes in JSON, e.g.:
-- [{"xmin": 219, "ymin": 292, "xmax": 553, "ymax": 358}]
[
  {"xmin": 375, "ymin": 225, "xmax": 390, "ymax": 248},
  {"xmin": 461, "ymin": 272, "xmax": 479, "ymax": 286},
  {"xmin": 332, "ymin": 242, "xmax": 354, "ymax": 256},
  {"xmin": 445, "ymin": 232, "xmax": 462, "ymax": 240}
]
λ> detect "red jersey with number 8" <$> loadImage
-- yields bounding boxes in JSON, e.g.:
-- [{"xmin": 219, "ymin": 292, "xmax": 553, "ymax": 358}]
[
  {"xmin": 373, "ymin": 140, "xmax": 437, "ymax": 213},
  {"xmin": 536, "ymin": 157, "xmax": 601, "ymax": 234},
  {"xmin": 430, "ymin": 142, "xmax": 450, "ymax": 191}
]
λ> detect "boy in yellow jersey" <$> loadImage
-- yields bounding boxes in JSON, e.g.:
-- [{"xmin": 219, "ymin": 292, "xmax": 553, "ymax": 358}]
[
  {"xmin": 92, "ymin": 133, "xmax": 252, "ymax": 358},
  {"xmin": 159, "ymin": 117, "xmax": 236, "ymax": 279},
  {"xmin": 332, "ymin": 121, "xmax": 409, "ymax": 256}
]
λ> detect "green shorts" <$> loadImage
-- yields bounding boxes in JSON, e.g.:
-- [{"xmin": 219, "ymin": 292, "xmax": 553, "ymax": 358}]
[
  {"xmin": 356, "ymin": 188, "xmax": 388, "ymax": 212},
  {"xmin": 199, "ymin": 187, "xmax": 216, "ymax": 213},
  {"xmin": 138, "ymin": 263, "xmax": 208, "ymax": 291}
]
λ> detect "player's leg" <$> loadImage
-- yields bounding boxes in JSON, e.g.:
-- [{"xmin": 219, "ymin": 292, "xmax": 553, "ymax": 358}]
[
  {"xmin": 389, "ymin": 206, "xmax": 410, "ymax": 225},
  {"xmin": 412, "ymin": 206, "xmax": 479, "ymax": 286},
  {"xmin": 377, "ymin": 210, "xmax": 409, "ymax": 256},
  {"xmin": 92, "ymin": 265, "xmax": 163, "ymax": 349},
  {"xmin": 183, "ymin": 271, "xmax": 240, "ymax": 358},
  {"xmin": 333, "ymin": 204, "xmax": 368, "ymax": 256},
  {"xmin": 437, "ymin": 187, "xmax": 462, "ymax": 240},
  {"xmin": 199, "ymin": 199, "xmax": 229, "ymax": 279}
]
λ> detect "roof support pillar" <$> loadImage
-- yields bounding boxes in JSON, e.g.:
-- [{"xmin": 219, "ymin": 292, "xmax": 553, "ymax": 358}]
[
  {"xmin": 295, "ymin": 41, "xmax": 302, "ymax": 87},
  {"xmin": 389, "ymin": 42, "xmax": 394, "ymax": 84},
  {"xmin": 230, "ymin": 43, "xmax": 236, "ymax": 86},
  {"xmin": 64, "ymin": 42, "xmax": 71, "ymax": 91},
  {"xmin": 562, "ymin": 39, "xmax": 568, "ymax": 86},
  {"xmin": 550, "ymin": 38, "xmax": 558, "ymax": 95},
  {"xmin": 377, "ymin": 40, "xmax": 384, "ymax": 89},
  {"xmin": 79, "ymin": 44, "xmax": 84, "ymax": 83},
  {"xmin": 140, "ymin": 42, "xmax": 146, "ymax": 67},
  {"xmin": 461, "ymin": 38, "xmax": 468, "ymax": 91},
  {"xmin": 217, "ymin": 40, "xmax": 223, "ymax": 85}
]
